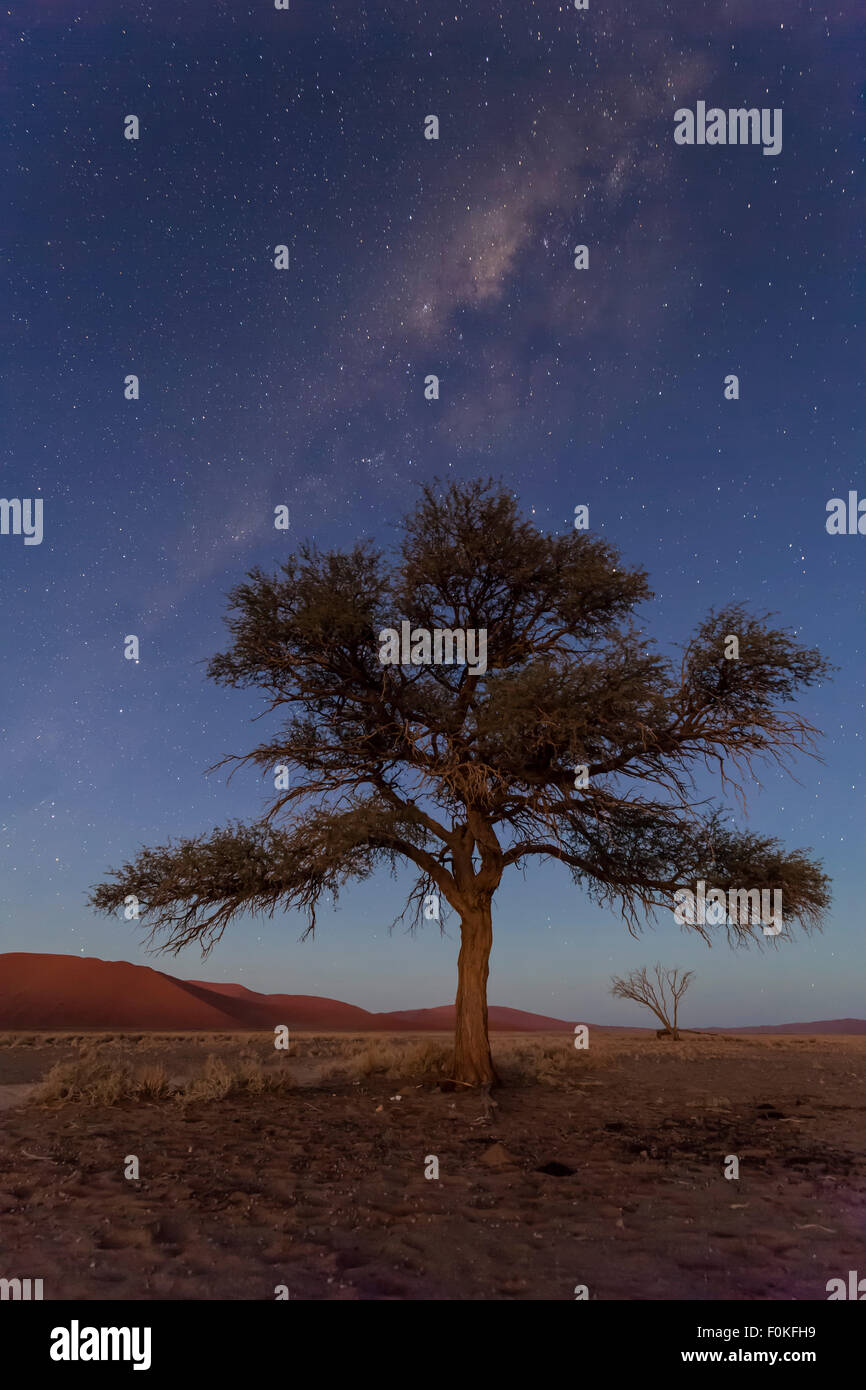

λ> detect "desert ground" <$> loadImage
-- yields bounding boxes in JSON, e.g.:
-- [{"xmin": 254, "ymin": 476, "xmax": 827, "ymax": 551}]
[{"xmin": 0, "ymin": 1030, "xmax": 864, "ymax": 1300}]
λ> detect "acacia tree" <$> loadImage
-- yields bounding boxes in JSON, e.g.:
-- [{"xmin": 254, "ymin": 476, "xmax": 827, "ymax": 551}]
[
  {"xmin": 611, "ymin": 965, "xmax": 695, "ymax": 1040},
  {"xmin": 91, "ymin": 478, "xmax": 831, "ymax": 1086}
]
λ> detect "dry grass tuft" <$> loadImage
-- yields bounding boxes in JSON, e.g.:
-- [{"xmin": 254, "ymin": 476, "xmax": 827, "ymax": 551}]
[
  {"xmin": 323, "ymin": 1037, "xmax": 452, "ymax": 1082},
  {"xmin": 36, "ymin": 1057, "xmax": 136, "ymax": 1105},
  {"xmin": 33, "ymin": 1046, "xmax": 295, "ymax": 1106},
  {"xmin": 178, "ymin": 1051, "xmax": 295, "ymax": 1102},
  {"xmin": 135, "ymin": 1063, "xmax": 172, "ymax": 1099},
  {"xmin": 492, "ymin": 1036, "xmax": 599, "ymax": 1086}
]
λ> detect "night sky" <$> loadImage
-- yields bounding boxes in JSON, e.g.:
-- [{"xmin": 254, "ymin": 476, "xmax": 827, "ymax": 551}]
[{"xmin": 2, "ymin": 0, "xmax": 864, "ymax": 1027}]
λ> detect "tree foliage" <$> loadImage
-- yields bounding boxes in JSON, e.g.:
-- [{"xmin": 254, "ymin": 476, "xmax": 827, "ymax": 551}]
[{"xmin": 91, "ymin": 478, "xmax": 832, "ymax": 1081}]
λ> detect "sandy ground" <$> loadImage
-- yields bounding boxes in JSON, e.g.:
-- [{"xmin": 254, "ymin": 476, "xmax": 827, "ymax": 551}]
[{"xmin": 0, "ymin": 1031, "xmax": 864, "ymax": 1300}]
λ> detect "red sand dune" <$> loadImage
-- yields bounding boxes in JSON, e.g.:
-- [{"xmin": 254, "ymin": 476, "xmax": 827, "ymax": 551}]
[
  {"xmin": 0, "ymin": 953, "xmax": 863, "ymax": 1034},
  {"xmin": 0, "ymin": 954, "xmax": 241, "ymax": 1030},
  {"xmin": 0, "ymin": 954, "xmax": 586, "ymax": 1031},
  {"xmin": 186, "ymin": 980, "xmax": 374, "ymax": 1028},
  {"xmin": 707, "ymin": 1018, "xmax": 866, "ymax": 1035}
]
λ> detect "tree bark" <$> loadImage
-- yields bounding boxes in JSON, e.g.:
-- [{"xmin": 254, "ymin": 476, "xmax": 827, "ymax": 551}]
[{"xmin": 453, "ymin": 901, "xmax": 498, "ymax": 1086}]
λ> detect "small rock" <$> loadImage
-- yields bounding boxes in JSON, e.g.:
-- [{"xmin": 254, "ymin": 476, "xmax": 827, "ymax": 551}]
[{"xmin": 479, "ymin": 1142, "xmax": 517, "ymax": 1168}]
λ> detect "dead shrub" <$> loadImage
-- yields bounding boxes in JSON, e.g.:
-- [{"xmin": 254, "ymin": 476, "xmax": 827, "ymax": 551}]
[{"xmin": 36, "ymin": 1057, "xmax": 133, "ymax": 1105}]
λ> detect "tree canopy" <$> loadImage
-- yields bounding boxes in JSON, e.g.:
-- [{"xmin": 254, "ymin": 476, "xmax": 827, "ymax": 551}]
[{"xmin": 91, "ymin": 478, "xmax": 832, "ymax": 1083}]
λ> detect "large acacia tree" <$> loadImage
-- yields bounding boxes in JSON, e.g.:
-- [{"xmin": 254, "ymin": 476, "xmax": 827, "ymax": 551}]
[{"xmin": 92, "ymin": 479, "xmax": 831, "ymax": 1085}]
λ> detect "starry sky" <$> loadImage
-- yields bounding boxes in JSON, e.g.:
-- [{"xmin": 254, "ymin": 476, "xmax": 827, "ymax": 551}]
[{"xmin": 2, "ymin": 0, "xmax": 865, "ymax": 1027}]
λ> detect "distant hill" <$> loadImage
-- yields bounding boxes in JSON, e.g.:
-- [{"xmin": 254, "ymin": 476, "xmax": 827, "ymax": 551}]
[
  {"xmin": 0, "ymin": 954, "xmax": 863, "ymax": 1034},
  {"xmin": 701, "ymin": 1019, "xmax": 866, "ymax": 1035}
]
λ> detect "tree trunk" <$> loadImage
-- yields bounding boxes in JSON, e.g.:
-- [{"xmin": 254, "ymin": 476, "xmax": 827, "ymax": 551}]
[{"xmin": 453, "ymin": 901, "xmax": 498, "ymax": 1086}]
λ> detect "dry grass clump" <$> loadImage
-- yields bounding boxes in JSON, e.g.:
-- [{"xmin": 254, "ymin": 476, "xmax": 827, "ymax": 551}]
[
  {"xmin": 134, "ymin": 1063, "xmax": 173, "ymax": 1099},
  {"xmin": 324, "ymin": 1037, "xmax": 452, "ymax": 1082},
  {"xmin": 491, "ymin": 1036, "xmax": 599, "ymax": 1087},
  {"xmin": 180, "ymin": 1051, "xmax": 294, "ymax": 1101},
  {"xmin": 33, "ymin": 1045, "xmax": 294, "ymax": 1106},
  {"xmin": 30, "ymin": 1034, "xmax": 596, "ymax": 1099},
  {"xmin": 322, "ymin": 1035, "xmax": 601, "ymax": 1086},
  {"xmin": 37, "ymin": 1057, "xmax": 138, "ymax": 1105}
]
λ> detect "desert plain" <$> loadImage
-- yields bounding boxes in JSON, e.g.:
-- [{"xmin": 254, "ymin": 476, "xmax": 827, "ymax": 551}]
[{"xmin": 1, "ymin": 1029, "xmax": 864, "ymax": 1301}]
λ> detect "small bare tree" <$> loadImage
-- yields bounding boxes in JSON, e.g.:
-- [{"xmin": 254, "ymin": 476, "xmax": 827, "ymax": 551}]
[{"xmin": 611, "ymin": 964, "xmax": 695, "ymax": 1039}]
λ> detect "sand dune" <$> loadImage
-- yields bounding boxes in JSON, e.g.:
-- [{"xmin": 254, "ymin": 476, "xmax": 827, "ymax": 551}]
[
  {"xmin": 0, "ymin": 954, "xmax": 582, "ymax": 1031},
  {"xmin": 0, "ymin": 954, "xmax": 238, "ymax": 1030},
  {"xmin": 186, "ymin": 980, "xmax": 376, "ymax": 1029},
  {"xmin": 710, "ymin": 1018, "xmax": 866, "ymax": 1035},
  {"xmin": 0, "ymin": 953, "xmax": 862, "ymax": 1034}
]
